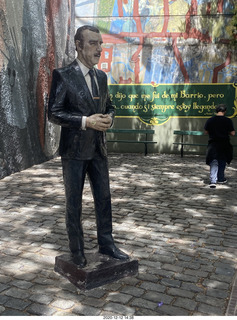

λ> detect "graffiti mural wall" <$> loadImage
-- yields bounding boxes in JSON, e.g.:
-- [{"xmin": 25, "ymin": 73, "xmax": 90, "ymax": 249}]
[
  {"xmin": 76, "ymin": 0, "xmax": 237, "ymax": 153},
  {"xmin": 76, "ymin": 0, "xmax": 237, "ymax": 85},
  {"xmin": 0, "ymin": 0, "xmax": 75, "ymax": 178}
]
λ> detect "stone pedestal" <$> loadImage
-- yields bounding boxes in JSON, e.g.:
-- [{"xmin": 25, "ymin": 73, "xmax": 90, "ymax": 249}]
[{"xmin": 54, "ymin": 252, "xmax": 138, "ymax": 290}]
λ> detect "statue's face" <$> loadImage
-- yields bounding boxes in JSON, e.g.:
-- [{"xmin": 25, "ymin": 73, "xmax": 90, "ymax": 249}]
[{"xmin": 76, "ymin": 29, "xmax": 103, "ymax": 69}]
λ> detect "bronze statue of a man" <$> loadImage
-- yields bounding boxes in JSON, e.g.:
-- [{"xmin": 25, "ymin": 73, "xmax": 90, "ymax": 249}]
[{"xmin": 48, "ymin": 25, "xmax": 129, "ymax": 267}]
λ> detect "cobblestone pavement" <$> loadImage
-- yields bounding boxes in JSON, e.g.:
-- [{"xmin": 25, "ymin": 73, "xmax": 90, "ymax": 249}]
[{"xmin": 0, "ymin": 153, "xmax": 237, "ymax": 316}]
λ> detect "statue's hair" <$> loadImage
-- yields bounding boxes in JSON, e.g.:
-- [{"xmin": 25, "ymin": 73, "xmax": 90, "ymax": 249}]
[{"xmin": 74, "ymin": 25, "xmax": 100, "ymax": 49}]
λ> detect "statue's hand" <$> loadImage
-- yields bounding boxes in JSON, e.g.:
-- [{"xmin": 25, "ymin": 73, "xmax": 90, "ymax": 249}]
[{"xmin": 86, "ymin": 114, "xmax": 112, "ymax": 131}]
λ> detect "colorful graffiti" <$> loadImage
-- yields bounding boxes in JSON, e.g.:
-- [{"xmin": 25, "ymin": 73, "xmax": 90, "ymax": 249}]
[
  {"xmin": 37, "ymin": 0, "xmax": 73, "ymax": 151},
  {"xmin": 75, "ymin": 0, "xmax": 237, "ymax": 126},
  {"xmin": 76, "ymin": 0, "xmax": 237, "ymax": 85},
  {"xmin": 0, "ymin": 0, "xmax": 75, "ymax": 178}
]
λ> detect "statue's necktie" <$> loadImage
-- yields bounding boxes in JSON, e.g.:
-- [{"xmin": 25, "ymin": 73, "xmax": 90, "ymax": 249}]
[{"xmin": 88, "ymin": 69, "xmax": 99, "ymax": 107}]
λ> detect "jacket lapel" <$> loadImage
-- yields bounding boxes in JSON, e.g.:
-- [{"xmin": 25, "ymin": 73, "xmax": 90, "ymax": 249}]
[{"xmin": 70, "ymin": 60, "xmax": 98, "ymax": 113}]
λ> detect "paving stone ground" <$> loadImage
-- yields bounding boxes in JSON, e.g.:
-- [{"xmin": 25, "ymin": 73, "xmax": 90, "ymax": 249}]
[{"xmin": 0, "ymin": 153, "xmax": 237, "ymax": 316}]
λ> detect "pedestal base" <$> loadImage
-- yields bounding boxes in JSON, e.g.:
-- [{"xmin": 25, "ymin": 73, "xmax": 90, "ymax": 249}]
[{"xmin": 54, "ymin": 252, "xmax": 138, "ymax": 290}]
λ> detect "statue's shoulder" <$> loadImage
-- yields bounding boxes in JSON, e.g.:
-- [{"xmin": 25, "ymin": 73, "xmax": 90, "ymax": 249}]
[{"xmin": 54, "ymin": 60, "xmax": 78, "ymax": 75}]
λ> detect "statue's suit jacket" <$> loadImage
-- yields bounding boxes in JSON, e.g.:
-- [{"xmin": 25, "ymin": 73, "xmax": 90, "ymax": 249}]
[{"xmin": 48, "ymin": 60, "xmax": 114, "ymax": 160}]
